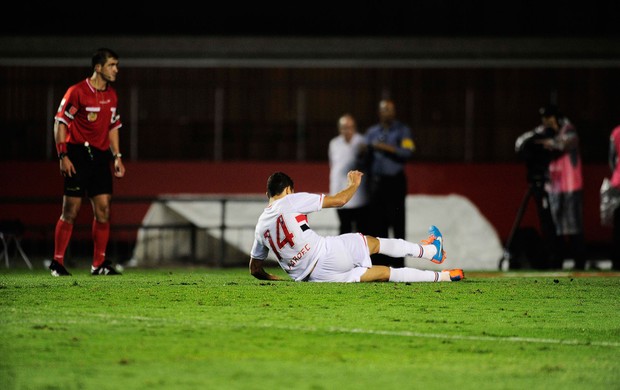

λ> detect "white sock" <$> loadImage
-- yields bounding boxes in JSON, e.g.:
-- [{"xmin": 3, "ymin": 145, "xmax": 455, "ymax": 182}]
[
  {"xmin": 388, "ymin": 267, "xmax": 440, "ymax": 282},
  {"xmin": 378, "ymin": 238, "xmax": 437, "ymax": 260},
  {"xmin": 439, "ymin": 271, "xmax": 451, "ymax": 282}
]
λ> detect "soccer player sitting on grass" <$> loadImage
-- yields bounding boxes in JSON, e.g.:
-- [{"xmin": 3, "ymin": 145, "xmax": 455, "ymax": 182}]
[{"xmin": 249, "ymin": 170, "xmax": 464, "ymax": 283}]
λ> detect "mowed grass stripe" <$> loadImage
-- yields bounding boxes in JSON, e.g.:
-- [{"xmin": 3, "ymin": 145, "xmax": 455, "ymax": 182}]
[{"xmin": 4, "ymin": 307, "xmax": 618, "ymax": 348}]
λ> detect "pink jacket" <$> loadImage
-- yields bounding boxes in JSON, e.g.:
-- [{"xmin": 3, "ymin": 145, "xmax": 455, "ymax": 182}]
[
  {"xmin": 611, "ymin": 125, "xmax": 620, "ymax": 188},
  {"xmin": 547, "ymin": 120, "xmax": 583, "ymax": 194}
]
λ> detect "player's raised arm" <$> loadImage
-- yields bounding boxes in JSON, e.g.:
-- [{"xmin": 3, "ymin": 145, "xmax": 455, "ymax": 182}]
[{"xmin": 322, "ymin": 170, "xmax": 363, "ymax": 209}]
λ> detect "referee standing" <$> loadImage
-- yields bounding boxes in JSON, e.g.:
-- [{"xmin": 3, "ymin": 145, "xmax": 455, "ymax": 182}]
[{"xmin": 49, "ymin": 48, "xmax": 126, "ymax": 277}]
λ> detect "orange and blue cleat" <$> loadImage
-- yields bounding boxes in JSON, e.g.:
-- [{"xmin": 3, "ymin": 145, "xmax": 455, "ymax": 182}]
[
  {"xmin": 443, "ymin": 269, "xmax": 464, "ymax": 282},
  {"xmin": 421, "ymin": 225, "xmax": 445, "ymax": 264}
]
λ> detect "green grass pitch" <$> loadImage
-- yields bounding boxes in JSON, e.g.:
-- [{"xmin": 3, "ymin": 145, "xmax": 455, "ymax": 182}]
[{"xmin": 1, "ymin": 266, "xmax": 619, "ymax": 389}]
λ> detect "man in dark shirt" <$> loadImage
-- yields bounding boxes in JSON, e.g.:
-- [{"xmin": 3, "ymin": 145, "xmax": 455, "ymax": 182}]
[{"xmin": 362, "ymin": 99, "xmax": 415, "ymax": 267}]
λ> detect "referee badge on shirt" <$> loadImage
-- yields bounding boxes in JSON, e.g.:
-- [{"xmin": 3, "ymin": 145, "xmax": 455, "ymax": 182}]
[{"xmin": 86, "ymin": 107, "xmax": 100, "ymax": 122}]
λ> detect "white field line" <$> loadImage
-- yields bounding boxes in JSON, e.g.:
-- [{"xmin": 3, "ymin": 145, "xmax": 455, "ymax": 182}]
[
  {"xmin": 318, "ymin": 326, "xmax": 620, "ymax": 347},
  {"xmin": 4, "ymin": 309, "xmax": 620, "ymax": 348}
]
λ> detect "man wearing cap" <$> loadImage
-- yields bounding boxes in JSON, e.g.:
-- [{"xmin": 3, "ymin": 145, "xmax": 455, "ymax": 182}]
[{"xmin": 537, "ymin": 105, "xmax": 587, "ymax": 270}]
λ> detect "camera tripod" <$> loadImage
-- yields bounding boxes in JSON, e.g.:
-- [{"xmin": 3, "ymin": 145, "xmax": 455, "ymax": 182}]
[{"xmin": 499, "ymin": 181, "xmax": 557, "ymax": 270}]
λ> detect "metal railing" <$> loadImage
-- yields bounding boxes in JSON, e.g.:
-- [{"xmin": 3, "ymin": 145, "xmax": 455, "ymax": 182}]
[{"xmin": 0, "ymin": 195, "xmax": 339, "ymax": 268}]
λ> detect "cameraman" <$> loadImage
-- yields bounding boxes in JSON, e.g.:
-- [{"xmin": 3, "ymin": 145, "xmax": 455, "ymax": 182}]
[{"xmin": 533, "ymin": 105, "xmax": 586, "ymax": 270}]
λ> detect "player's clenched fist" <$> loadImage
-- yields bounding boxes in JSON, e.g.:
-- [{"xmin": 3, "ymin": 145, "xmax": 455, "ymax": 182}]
[{"xmin": 347, "ymin": 170, "xmax": 363, "ymax": 187}]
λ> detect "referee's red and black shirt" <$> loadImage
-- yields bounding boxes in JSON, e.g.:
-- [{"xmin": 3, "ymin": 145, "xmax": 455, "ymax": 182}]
[{"xmin": 55, "ymin": 78, "xmax": 122, "ymax": 151}]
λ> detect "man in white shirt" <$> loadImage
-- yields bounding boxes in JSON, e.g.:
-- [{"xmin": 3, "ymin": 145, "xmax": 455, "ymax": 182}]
[
  {"xmin": 328, "ymin": 114, "xmax": 369, "ymax": 234},
  {"xmin": 249, "ymin": 170, "xmax": 463, "ymax": 283}
]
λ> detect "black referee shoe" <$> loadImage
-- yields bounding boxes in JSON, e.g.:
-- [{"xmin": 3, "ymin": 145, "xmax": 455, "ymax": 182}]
[
  {"xmin": 91, "ymin": 260, "xmax": 122, "ymax": 276},
  {"xmin": 49, "ymin": 260, "xmax": 72, "ymax": 277}
]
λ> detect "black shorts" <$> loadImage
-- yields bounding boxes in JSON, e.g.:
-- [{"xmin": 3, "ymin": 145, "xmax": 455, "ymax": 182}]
[{"xmin": 64, "ymin": 143, "xmax": 113, "ymax": 198}]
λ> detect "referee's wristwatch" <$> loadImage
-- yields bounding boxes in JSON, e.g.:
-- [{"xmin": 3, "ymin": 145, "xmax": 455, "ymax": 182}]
[{"xmin": 113, "ymin": 153, "xmax": 122, "ymax": 160}]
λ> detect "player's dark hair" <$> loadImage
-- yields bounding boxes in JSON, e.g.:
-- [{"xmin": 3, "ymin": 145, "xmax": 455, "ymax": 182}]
[
  {"xmin": 92, "ymin": 48, "xmax": 119, "ymax": 69},
  {"xmin": 267, "ymin": 172, "xmax": 294, "ymax": 197}
]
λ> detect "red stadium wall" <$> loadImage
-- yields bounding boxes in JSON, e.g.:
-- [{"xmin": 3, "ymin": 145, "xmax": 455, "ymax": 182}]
[{"xmin": 0, "ymin": 161, "xmax": 611, "ymax": 245}]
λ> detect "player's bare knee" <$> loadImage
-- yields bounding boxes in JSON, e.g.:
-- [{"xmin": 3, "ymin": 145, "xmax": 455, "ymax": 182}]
[
  {"xmin": 366, "ymin": 236, "xmax": 380, "ymax": 254},
  {"xmin": 360, "ymin": 265, "xmax": 390, "ymax": 282}
]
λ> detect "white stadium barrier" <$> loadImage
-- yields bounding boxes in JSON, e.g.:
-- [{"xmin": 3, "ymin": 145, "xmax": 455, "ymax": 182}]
[{"xmin": 131, "ymin": 193, "xmax": 503, "ymax": 270}]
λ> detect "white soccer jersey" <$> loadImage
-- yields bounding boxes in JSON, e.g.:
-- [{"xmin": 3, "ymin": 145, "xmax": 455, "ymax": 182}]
[{"xmin": 250, "ymin": 192, "xmax": 327, "ymax": 281}]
